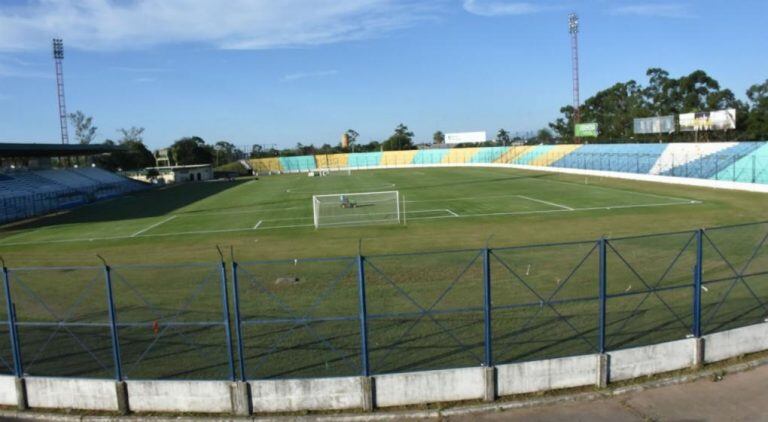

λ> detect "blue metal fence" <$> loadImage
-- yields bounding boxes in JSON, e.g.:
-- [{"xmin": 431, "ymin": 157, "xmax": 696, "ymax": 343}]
[{"xmin": 0, "ymin": 221, "xmax": 767, "ymax": 381}]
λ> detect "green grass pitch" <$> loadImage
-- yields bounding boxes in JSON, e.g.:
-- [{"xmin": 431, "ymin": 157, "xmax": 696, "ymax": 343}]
[{"xmin": 0, "ymin": 167, "xmax": 766, "ymax": 380}]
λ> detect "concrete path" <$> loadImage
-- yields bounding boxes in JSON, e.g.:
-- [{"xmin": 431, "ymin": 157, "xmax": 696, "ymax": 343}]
[{"xmin": 448, "ymin": 364, "xmax": 768, "ymax": 422}]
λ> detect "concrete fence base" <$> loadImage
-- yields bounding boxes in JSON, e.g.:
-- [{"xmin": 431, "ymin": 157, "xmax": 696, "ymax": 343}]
[{"xmin": 5, "ymin": 322, "xmax": 768, "ymax": 416}]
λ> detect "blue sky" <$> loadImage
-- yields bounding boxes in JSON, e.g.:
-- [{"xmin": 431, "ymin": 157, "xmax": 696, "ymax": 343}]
[{"xmin": 0, "ymin": 0, "xmax": 766, "ymax": 149}]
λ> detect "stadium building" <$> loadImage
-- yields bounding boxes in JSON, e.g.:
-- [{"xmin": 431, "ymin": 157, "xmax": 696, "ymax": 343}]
[{"xmin": 0, "ymin": 142, "xmax": 149, "ymax": 224}]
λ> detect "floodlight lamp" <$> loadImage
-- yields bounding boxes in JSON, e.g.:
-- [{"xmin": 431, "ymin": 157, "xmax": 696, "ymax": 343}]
[
  {"xmin": 568, "ymin": 13, "xmax": 579, "ymax": 34},
  {"xmin": 52, "ymin": 38, "xmax": 64, "ymax": 59}
]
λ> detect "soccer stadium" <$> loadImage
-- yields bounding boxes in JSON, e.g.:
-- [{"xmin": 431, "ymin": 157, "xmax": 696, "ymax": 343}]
[{"xmin": 1, "ymin": 2, "xmax": 767, "ymax": 420}]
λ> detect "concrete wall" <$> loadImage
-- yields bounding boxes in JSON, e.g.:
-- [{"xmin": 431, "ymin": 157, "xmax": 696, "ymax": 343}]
[
  {"xmin": 25, "ymin": 377, "xmax": 118, "ymax": 411},
  {"xmin": 704, "ymin": 322, "xmax": 768, "ymax": 363},
  {"xmin": 0, "ymin": 375, "xmax": 17, "ymax": 406},
  {"xmin": 609, "ymin": 338, "xmax": 696, "ymax": 381},
  {"xmin": 126, "ymin": 380, "xmax": 231, "ymax": 414},
  {"xmin": 496, "ymin": 354, "xmax": 598, "ymax": 396},
  {"xmin": 250, "ymin": 376, "xmax": 363, "ymax": 412},
  {"xmin": 375, "ymin": 367, "xmax": 485, "ymax": 407}
]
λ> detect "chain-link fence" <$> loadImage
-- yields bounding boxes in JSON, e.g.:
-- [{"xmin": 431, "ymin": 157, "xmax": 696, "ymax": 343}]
[{"xmin": 0, "ymin": 221, "xmax": 767, "ymax": 381}]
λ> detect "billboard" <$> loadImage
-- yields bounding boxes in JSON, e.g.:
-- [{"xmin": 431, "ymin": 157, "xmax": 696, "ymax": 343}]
[
  {"xmin": 444, "ymin": 131, "xmax": 487, "ymax": 144},
  {"xmin": 633, "ymin": 115, "xmax": 675, "ymax": 134},
  {"xmin": 575, "ymin": 123, "xmax": 598, "ymax": 138},
  {"xmin": 679, "ymin": 109, "xmax": 736, "ymax": 131}
]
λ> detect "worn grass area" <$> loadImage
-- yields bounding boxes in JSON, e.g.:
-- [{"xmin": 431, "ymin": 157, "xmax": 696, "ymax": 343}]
[{"xmin": 0, "ymin": 167, "xmax": 766, "ymax": 381}]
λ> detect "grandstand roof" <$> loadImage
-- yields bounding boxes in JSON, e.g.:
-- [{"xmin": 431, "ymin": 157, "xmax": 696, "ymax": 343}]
[{"xmin": 0, "ymin": 142, "xmax": 123, "ymax": 158}]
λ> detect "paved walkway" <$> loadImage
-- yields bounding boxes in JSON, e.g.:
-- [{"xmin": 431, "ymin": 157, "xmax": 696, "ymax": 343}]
[{"xmin": 448, "ymin": 364, "xmax": 768, "ymax": 422}]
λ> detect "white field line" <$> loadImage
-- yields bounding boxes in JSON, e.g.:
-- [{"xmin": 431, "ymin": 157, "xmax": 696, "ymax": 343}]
[
  {"xmin": 446, "ymin": 209, "xmax": 459, "ymax": 217},
  {"xmin": 517, "ymin": 195, "xmax": 574, "ymax": 211},
  {"xmin": 530, "ymin": 176, "xmax": 697, "ymax": 203},
  {"xmin": 253, "ymin": 220, "xmax": 263, "ymax": 229},
  {"xmin": 0, "ymin": 201, "xmax": 702, "ymax": 247},
  {"xmin": 0, "ymin": 226, "xmax": 49, "ymax": 244},
  {"xmin": 177, "ymin": 205, "xmax": 307, "ymax": 217},
  {"xmin": 130, "ymin": 215, "xmax": 177, "ymax": 237}
]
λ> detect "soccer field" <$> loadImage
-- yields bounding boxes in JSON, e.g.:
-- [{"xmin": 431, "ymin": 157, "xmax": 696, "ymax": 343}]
[
  {"xmin": 0, "ymin": 166, "xmax": 766, "ymax": 264},
  {"xmin": 0, "ymin": 166, "xmax": 767, "ymax": 380}
]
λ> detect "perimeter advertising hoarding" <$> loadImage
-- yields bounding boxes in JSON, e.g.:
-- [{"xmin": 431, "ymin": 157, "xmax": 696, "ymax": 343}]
[
  {"xmin": 444, "ymin": 131, "xmax": 487, "ymax": 144},
  {"xmin": 679, "ymin": 109, "xmax": 736, "ymax": 131},
  {"xmin": 633, "ymin": 115, "xmax": 676, "ymax": 134},
  {"xmin": 575, "ymin": 123, "xmax": 598, "ymax": 138}
]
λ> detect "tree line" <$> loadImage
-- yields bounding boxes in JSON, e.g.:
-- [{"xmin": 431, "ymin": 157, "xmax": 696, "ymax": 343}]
[
  {"xmin": 70, "ymin": 67, "xmax": 767, "ymax": 170},
  {"xmin": 549, "ymin": 68, "xmax": 768, "ymax": 142}
]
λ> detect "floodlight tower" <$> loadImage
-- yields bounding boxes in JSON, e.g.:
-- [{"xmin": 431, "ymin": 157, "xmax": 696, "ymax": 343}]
[
  {"xmin": 52, "ymin": 38, "xmax": 69, "ymax": 144},
  {"xmin": 568, "ymin": 13, "xmax": 580, "ymax": 125}
]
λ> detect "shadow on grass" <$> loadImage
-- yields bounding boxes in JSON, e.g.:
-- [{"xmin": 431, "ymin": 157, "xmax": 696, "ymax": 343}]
[{"xmin": 2, "ymin": 179, "xmax": 251, "ymax": 231}]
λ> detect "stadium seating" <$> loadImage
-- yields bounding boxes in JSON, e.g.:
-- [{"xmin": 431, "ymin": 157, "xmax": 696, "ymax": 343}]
[
  {"xmin": 412, "ymin": 149, "xmax": 449, "ymax": 165},
  {"xmin": 711, "ymin": 142, "xmax": 768, "ymax": 183},
  {"xmin": 278, "ymin": 156, "xmax": 316, "ymax": 173},
  {"xmin": 662, "ymin": 142, "xmax": 765, "ymax": 179},
  {"xmin": 552, "ymin": 143, "xmax": 667, "ymax": 173},
  {"xmin": 247, "ymin": 141, "xmax": 768, "ymax": 186},
  {"xmin": 380, "ymin": 151, "xmax": 417, "ymax": 166},
  {"xmin": 0, "ymin": 167, "xmax": 148, "ymax": 224},
  {"xmin": 347, "ymin": 152, "xmax": 382, "ymax": 168}
]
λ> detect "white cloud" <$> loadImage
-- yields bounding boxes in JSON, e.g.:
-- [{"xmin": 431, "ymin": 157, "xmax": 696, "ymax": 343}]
[
  {"xmin": 0, "ymin": 56, "xmax": 50, "ymax": 78},
  {"xmin": 0, "ymin": 0, "xmax": 438, "ymax": 52},
  {"xmin": 133, "ymin": 77, "xmax": 157, "ymax": 83},
  {"xmin": 611, "ymin": 3, "xmax": 691, "ymax": 18},
  {"xmin": 281, "ymin": 70, "xmax": 339, "ymax": 82},
  {"xmin": 462, "ymin": 0, "xmax": 548, "ymax": 16}
]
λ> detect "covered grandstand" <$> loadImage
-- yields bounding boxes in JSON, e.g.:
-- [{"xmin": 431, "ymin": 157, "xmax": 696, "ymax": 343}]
[{"xmin": 0, "ymin": 143, "xmax": 149, "ymax": 224}]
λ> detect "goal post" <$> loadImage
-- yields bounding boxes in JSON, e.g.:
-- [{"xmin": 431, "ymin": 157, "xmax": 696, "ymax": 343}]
[{"xmin": 312, "ymin": 191, "xmax": 401, "ymax": 228}]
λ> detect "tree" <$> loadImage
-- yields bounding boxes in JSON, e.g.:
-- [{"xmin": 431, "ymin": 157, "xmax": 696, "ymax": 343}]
[
  {"xmin": 345, "ymin": 129, "xmax": 359, "ymax": 149},
  {"xmin": 170, "ymin": 137, "xmax": 214, "ymax": 165},
  {"xmin": 433, "ymin": 130, "xmax": 445, "ymax": 144},
  {"xmin": 495, "ymin": 129, "xmax": 510, "ymax": 145},
  {"xmin": 382, "ymin": 123, "xmax": 415, "ymax": 151},
  {"xmin": 535, "ymin": 128, "xmax": 554, "ymax": 143},
  {"xmin": 745, "ymin": 79, "xmax": 768, "ymax": 139},
  {"xmin": 214, "ymin": 141, "xmax": 243, "ymax": 166},
  {"xmin": 118, "ymin": 127, "xmax": 145, "ymax": 143},
  {"xmin": 68, "ymin": 111, "xmax": 97, "ymax": 144}
]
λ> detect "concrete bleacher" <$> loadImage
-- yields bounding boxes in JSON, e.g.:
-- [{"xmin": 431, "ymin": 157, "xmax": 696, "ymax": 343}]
[
  {"xmin": 0, "ymin": 167, "xmax": 148, "ymax": 224},
  {"xmin": 662, "ymin": 142, "xmax": 765, "ymax": 179},
  {"xmin": 552, "ymin": 143, "xmax": 667, "ymax": 173}
]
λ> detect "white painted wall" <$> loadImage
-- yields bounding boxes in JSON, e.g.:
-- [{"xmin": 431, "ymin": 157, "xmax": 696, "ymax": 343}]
[
  {"xmin": 25, "ymin": 377, "xmax": 118, "ymax": 411},
  {"xmin": 496, "ymin": 355, "xmax": 598, "ymax": 396},
  {"xmin": 704, "ymin": 322, "xmax": 768, "ymax": 363},
  {"xmin": 374, "ymin": 367, "xmax": 485, "ymax": 407},
  {"xmin": 126, "ymin": 380, "xmax": 231, "ymax": 413},
  {"xmin": 250, "ymin": 376, "xmax": 363, "ymax": 412},
  {"xmin": 0, "ymin": 375, "xmax": 17, "ymax": 406},
  {"xmin": 609, "ymin": 338, "xmax": 696, "ymax": 381}
]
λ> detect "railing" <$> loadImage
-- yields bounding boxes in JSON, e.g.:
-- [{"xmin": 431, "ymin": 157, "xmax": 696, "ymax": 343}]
[{"xmin": 0, "ymin": 221, "xmax": 765, "ymax": 381}]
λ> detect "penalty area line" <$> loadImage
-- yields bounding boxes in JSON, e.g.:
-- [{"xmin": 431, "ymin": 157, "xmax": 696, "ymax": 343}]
[
  {"xmin": 131, "ymin": 215, "xmax": 177, "ymax": 237},
  {"xmin": 253, "ymin": 220, "xmax": 263, "ymax": 229},
  {"xmin": 517, "ymin": 195, "xmax": 574, "ymax": 211}
]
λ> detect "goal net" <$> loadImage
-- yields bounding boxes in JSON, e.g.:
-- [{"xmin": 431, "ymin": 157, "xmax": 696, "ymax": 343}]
[{"xmin": 312, "ymin": 191, "xmax": 400, "ymax": 228}]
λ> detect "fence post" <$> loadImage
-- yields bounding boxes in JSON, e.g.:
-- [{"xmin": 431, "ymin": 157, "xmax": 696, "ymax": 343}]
[
  {"xmin": 1, "ymin": 266, "xmax": 22, "ymax": 377},
  {"xmin": 693, "ymin": 229, "xmax": 703, "ymax": 338},
  {"xmin": 482, "ymin": 248, "xmax": 492, "ymax": 367},
  {"xmin": 219, "ymin": 261, "xmax": 236, "ymax": 381},
  {"xmin": 356, "ymin": 255, "xmax": 370, "ymax": 377},
  {"xmin": 598, "ymin": 238, "xmax": 607, "ymax": 354},
  {"xmin": 230, "ymin": 262, "xmax": 247, "ymax": 381},
  {"xmin": 752, "ymin": 155, "xmax": 757, "ymax": 184},
  {"xmin": 103, "ymin": 264, "xmax": 123, "ymax": 382}
]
